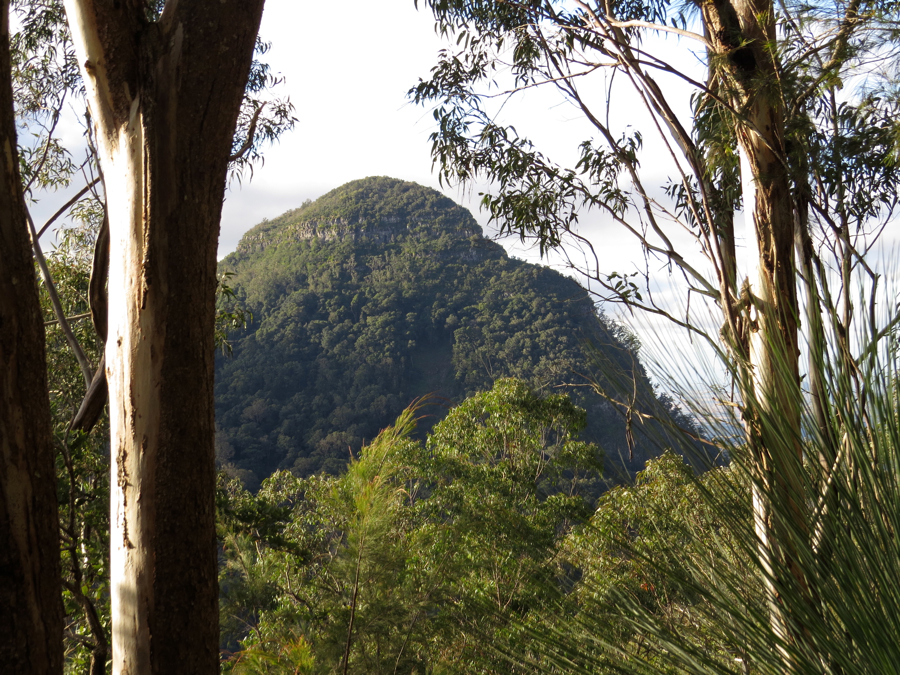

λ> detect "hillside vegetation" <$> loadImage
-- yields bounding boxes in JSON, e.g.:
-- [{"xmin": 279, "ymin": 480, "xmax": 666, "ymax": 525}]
[{"xmin": 215, "ymin": 177, "xmax": 693, "ymax": 487}]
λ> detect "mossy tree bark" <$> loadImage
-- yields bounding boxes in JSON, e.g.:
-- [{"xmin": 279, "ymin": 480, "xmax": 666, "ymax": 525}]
[{"xmin": 61, "ymin": 0, "xmax": 265, "ymax": 672}]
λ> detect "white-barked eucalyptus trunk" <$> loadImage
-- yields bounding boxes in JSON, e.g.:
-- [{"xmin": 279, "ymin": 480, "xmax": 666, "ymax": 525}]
[
  {"xmin": 701, "ymin": 0, "xmax": 809, "ymax": 641},
  {"xmin": 703, "ymin": 0, "xmax": 809, "ymax": 646},
  {"xmin": 62, "ymin": 1, "xmax": 265, "ymax": 672}
]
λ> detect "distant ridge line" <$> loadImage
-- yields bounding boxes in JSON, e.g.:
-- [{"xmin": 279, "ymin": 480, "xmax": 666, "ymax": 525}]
[
  {"xmin": 236, "ymin": 216, "xmax": 482, "ymax": 255},
  {"xmin": 234, "ymin": 177, "xmax": 483, "ymax": 255}
]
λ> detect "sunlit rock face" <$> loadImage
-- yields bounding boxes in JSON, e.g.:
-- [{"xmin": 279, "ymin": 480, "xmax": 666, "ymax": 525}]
[{"xmin": 236, "ymin": 176, "xmax": 482, "ymax": 254}]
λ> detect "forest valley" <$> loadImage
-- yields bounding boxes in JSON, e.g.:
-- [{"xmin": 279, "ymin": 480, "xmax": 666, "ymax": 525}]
[
  {"xmin": 3, "ymin": 0, "xmax": 900, "ymax": 674},
  {"xmin": 45, "ymin": 177, "xmax": 723, "ymax": 672}
]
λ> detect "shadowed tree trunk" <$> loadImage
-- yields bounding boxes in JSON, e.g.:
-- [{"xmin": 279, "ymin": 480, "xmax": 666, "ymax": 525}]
[
  {"xmin": 0, "ymin": 0, "xmax": 64, "ymax": 671},
  {"xmin": 61, "ymin": 0, "xmax": 265, "ymax": 672}
]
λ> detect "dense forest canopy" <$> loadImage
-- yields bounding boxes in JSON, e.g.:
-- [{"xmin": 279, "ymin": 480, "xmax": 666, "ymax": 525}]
[{"xmin": 215, "ymin": 177, "xmax": 697, "ymax": 487}]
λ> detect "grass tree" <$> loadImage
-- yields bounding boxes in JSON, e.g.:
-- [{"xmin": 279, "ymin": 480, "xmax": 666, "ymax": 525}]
[
  {"xmin": 412, "ymin": 0, "xmax": 900, "ymax": 659},
  {"xmin": 514, "ymin": 326, "xmax": 900, "ymax": 674}
]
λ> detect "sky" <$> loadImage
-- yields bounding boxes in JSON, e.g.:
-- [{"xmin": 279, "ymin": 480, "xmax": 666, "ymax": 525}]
[
  {"xmin": 217, "ymin": 1, "xmax": 703, "ymax": 263},
  {"xmin": 210, "ymin": 0, "xmax": 739, "ymax": 395},
  {"xmin": 216, "ymin": 1, "xmax": 715, "ymax": 303},
  {"xmin": 26, "ymin": 0, "xmax": 897, "ymax": 398},
  {"xmin": 216, "ymin": 0, "xmax": 475, "ymax": 256},
  {"xmin": 20, "ymin": 0, "xmax": 741, "ymax": 391},
  {"xmin": 26, "ymin": 0, "xmax": 709, "ymax": 278}
]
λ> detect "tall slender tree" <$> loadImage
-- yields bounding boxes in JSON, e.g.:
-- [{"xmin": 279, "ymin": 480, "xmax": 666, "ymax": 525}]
[
  {"xmin": 59, "ymin": 0, "xmax": 265, "ymax": 672},
  {"xmin": 698, "ymin": 0, "xmax": 807, "ymax": 640},
  {"xmin": 0, "ymin": 0, "xmax": 63, "ymax": 671}
]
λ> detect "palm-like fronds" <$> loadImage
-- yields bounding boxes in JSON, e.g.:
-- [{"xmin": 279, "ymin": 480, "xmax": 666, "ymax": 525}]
[{"xmin": 518, "ymin": 291, "xmax": 900, "ymax": 674}]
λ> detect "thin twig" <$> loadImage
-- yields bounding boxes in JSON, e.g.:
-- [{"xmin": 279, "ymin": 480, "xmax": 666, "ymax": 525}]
[
  {"xmin": 45, "ymin": 311, "xmax": 92, "ymax": 326},
  {"xmin": 24, "ymin": 87, "xmax": 67, "ymax": 195},
  {"xmin": 602, "ymin": 17, "xmax": 710, "ymax": 46},
  {"xmin": 229, "ymin": 102, "xmax": 266, "ymax": 162}
]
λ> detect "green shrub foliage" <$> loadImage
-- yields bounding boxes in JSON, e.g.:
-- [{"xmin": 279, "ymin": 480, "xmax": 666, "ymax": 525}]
[{"xmin": 218, "ymin": 379, "xmax": 602, "ymax": 673}]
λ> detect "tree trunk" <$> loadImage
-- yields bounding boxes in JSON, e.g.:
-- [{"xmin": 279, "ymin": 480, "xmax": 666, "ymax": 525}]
[
  {"xmin": 0, "ymin": 1, "xmax": 64, "ymax": 671},
  {"xmin": 62, "ymin": 1, "xmax": 265, "ymax": 672},
  {"xmin": 702, "ymin": 0, "xmax": 808, "ymax": 646}
]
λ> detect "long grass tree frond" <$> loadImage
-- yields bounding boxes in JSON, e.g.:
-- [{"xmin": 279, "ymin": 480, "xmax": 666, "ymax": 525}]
[{"xmin": 512, "ymin": 271, "xmax": 900, "ymax": 674}]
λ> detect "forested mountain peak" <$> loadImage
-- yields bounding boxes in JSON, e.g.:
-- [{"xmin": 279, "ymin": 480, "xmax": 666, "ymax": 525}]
[
  {"xmin": 216, "ymin": 178, "xmax": 693, "ymax": 488},
  {"xmin": 235, "ymin": 177, "xmax": 481, "ymax": 255}
]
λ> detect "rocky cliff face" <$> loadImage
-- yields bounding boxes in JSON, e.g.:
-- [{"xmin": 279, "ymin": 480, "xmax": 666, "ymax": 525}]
[
  {"xmin": 235, "ymin": 176, "xmax": 482, "ymax": 256},
  {"xmin": 236, "ymin": 216, "xmax": 483, "ymax": 254}
]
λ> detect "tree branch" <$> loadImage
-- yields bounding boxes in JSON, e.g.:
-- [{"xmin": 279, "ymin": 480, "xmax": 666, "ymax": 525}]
[
  {"xmin": 44, "ymin": 311, "xmax": 92, "ymax": 326},
  {"xmin": 27, "ymin": 210, "xmax": 94, "ymax": 388},
  {"xmin": 36, "ymin": 177, "xmax": 101, "ymax": 239},
  {"xmin": 23, "ymin": 89, "xmax": 65, "ymax": 195},
  {"xmin": 229, "ymin": 102, "xmax": 266, "ymax": 162},
  {"xmin": 601, "ymin": 17, "xmax": 710, "ymax": 47}
]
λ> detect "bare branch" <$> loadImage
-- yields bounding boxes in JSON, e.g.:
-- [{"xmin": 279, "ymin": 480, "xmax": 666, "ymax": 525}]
[
  {"xmin": 27, "ymin": 210, "xmax": 94, "ymax": 388},
  {"xmin": 601, "ymin": 18, "xmax": 710, "ymax": 47},
  {"xmin": 229, "ymin": 102, "xmax": 266, "ymax": 162},
  {"xmin": 44, "ymin": 311, "xmax": 92, "ymax": 326},
  {"xmin": 565, "ymin": 373, "xmax": 727, "ymax": 450},
  {"xmin": 36, "ymin": 177, "xmax": 101, "ymax": 239},
  {"xmin": 24, "ymin": 88, "xmax": 66, "ymax": 195}
]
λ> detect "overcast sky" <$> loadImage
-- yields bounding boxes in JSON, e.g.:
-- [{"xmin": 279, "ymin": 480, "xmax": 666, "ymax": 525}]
[
  {"xmin": 217, "ymin": 0, "xmax": 475, "ymax": 256},
  {"xmin": 29, "ymin": 1, "xmax": 895, "ymax": 298},
  {"xmin": 28, "ymin": 1, "xmax": 896, "ymax": 393}
]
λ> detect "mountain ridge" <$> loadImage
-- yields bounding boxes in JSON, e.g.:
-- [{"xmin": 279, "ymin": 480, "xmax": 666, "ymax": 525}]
[
  {"xmin": 215, "ymin": 177, "xmax": 687, "ymax": 488},
  {"xmin": 233, "ymin": 176, "xmax": 482, "ymax": 256}
]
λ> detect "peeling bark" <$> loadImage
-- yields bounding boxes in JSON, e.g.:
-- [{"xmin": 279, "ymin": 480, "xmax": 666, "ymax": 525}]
[
  {"xmin": 62, "ymin": 1, "xmax": 266, "ymax": 672},
  {"xmin": 0, "ymin": 0, "xmax": 64, "ymax": 670},
  {"xmin": 702, "ymin": 0, "xmax": 809, "ymax": 647}
]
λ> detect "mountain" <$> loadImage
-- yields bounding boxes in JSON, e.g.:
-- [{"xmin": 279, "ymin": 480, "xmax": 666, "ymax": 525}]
[{"xmin": 214, "ymin": 177, "xmax": 692, "ymax": 488}]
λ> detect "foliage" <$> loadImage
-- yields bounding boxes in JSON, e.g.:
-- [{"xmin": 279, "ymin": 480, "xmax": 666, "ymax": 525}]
[
  {"xmin": 218, "ymin": 379, "xmax": 602, "ymax": 674},
  {"xmin": 409, "ymin": 0, "xmax": 900, "ymax": 325},
  {"xmin": 513, "ymin": 320, "xmax": 900, "ymax": 674},
  {"xmin": 228, "ymin": 36, "xmax": 297, "ymax": 185},
  {"xmin": 516, "ymin": 453, "xmax": 755, "ymax": 673},
  {"xmin": 40, "ymin": 223, "xmax": 110, "ymax": 674},
  {"xmin": 216, "ymin": 271, "xmax": 254, "ymax": 356},
  {"xmin": 409, "ymin": 0, "xmax": 900, "ymax": 668},
  {"xmin": 216, "ymin": 177, "xmax": 698, "ymax": 487}
]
